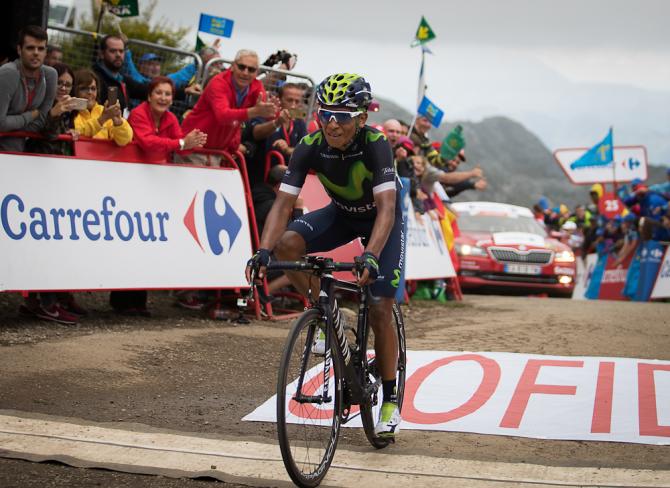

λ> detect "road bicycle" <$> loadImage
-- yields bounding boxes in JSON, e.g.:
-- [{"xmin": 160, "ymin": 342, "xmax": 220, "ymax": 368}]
[{"xmin": 252, "ymin": 255, "xmax": 407, "ymax": 487}]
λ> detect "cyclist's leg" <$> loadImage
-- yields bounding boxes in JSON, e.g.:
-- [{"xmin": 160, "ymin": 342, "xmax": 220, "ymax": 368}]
[
  {"xmin": 355, "ymin": 210, "xmax": 404, "ymax": 385},
  {"xmin": 354, "ymin": 212, "xmax": 404, "ymax": 436},
  {"xmin": 275, "ymin": 203, "xmax": 357, "ymax": 297}
]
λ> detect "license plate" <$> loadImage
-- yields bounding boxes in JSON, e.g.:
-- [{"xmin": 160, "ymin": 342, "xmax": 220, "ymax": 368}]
[{"xmin": 504, "ymin": 264, "xmax": 542, "ymax": 275}]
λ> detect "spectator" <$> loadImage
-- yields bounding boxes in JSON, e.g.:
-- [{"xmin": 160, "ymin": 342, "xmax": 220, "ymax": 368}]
[
  {"xmin": 128, "ymin": 76, "xmax": 207, "ymax": 163},
  {"xmin": 382, "ymin": 119, "xmax": 402, "ymax": 148},
  {"xmin": 0, "ymin": 25, "xmax": 57, "ymax": 152},
  {"xmin": 613, "ymin": 213, "xmax": 639, "ymax": 267},
  {"xmin": 266, "ymin": 83, "xmax": 307, "ymax": 160},
  {"xmin": 25, "ymin": 62, "xmax": 79, "ymax": 156},
  {"xmin": 181, "ymin": 49, "xmax": 276, "ymax": 165},
  {"xmin": 623, "ymin": 181, "xmax": 669, "ymax": 241},
  {"xmin": 73, "ymin": 68, "xmax": 133, "ymax": 146},
  {"xmin": 393, "ymin": 136, "xmax": 425, "ymax": 217},
  {"xmin": 93, "ymin": 35, "xmax": 147, "ymax": 112},
  {"xmin": 441, "ymin": 149, "xmax": 487, "ymax": 198},
  {"xmin": 410, "ymin": 115, "xmax": 441, "ymax": 167},
  {"xmin": 124, "ymin": 51, "xmax": 198, "ymax": 90},
  {"xmin": 587, "ymin": 183, "xmax": 603, "ymax": 216},
  {"xmin": 413, "ymin": 155, "xmax": 483, "ymax": 213},
  {"xmin": 568, "ymin": 204, "xmax": 593, "ymax": 231},
  {"xmin": 45, "ymin": 45, "xmax": 63, "ymax": 67}
]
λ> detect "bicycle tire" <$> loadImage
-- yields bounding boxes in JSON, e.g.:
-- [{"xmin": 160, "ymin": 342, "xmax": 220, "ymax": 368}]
[
  {"xmin": 277, "ymin": 308, "xmax": 342, "ymax": 487},
  {"xmin": 360, "ymin": 301, "xmax": 407, "ymax": 449}
]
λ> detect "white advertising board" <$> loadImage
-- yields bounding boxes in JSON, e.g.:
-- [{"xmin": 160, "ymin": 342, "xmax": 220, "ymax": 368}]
[
  {"xmin": 244, "ymin": 350, "xmax": 670, "ymax": 445},
  {"xmin": 553, "ymin": 146, "xmax": 648, "ymax": 185},
  {"xmin": 405, "ymin": 201, "xmax": 456, "ymax": 280},
  {"xmin": 0, "ymin": 153, "xmax": 253, "ymax": 291},
  {"xmin": 651, "ymin": 247, "xmax": 670, "ymax": 299},
  {"xmin": 572, "ymin": 253, "xmax": 597, "ymax": 300}
]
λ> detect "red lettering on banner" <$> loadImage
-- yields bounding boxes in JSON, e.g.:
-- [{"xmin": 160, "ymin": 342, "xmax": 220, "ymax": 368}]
[
  {"xmin": 638, "ymin": 363, "xmax": 670, "ymax": 437},
  {"xmin": 403, "ymin": 354, "xmax": 500, "ymax": 424},
  {"xmin": 500, "ymin": 359, "xmax": 583, "ymax": 429},
  {"xmin": 591, "ymin": 361, "xmax": 615, "ymax": 433}
]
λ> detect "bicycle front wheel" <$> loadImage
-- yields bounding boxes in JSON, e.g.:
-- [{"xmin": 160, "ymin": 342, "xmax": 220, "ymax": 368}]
[
  {"xmin": 360, "ymin": 301, "xmax": 407, "ymax": 449},
  {"xmin": 277, "ymin": 308, "xmax": 342, "ymax": 487}
]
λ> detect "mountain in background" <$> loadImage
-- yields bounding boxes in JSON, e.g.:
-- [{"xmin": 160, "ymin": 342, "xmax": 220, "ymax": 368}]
[{"xmin": 368, "ymin": 97, "xmax": 668, "ymax": 209}]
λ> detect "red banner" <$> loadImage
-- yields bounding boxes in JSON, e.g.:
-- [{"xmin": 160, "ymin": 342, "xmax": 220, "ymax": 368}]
[{"xmin": 598, "ymin": 245, "xmax": 636, "ymax": 300}]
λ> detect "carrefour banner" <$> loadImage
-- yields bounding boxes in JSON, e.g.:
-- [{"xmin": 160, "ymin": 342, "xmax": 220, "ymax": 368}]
[
  {"xmin": 0, "ymin": 153, "xmax": 252, "ymax": 291},
  {"xmin": 245, "ymin": 350, "xmax": 670, "ymax": 445},
  {"xmin": 651, "ymin": 247, "xmax": 670, "ymax": 299}
]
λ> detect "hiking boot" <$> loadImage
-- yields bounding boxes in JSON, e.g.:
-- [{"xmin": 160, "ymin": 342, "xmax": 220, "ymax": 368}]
[
  {"xmin": 35, "ymin": 305, "xmax": 78, "ymax": 325},
  {"xmin": 374, "ymin": 402, "xmax": 401, "ymax": 438}
]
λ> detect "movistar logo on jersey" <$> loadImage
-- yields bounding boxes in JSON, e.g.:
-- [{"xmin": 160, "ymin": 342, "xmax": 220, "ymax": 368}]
[
  {"xmin": 302, "ymin": 131, "xmax": 323, "ymax": 146},
  {"xmin": 317, "ymin": 160, "xmax": 372, "ymax": 200},
  {"xmin": 366, "ymin": 131, "xmax": 387, "ymax": 143}
]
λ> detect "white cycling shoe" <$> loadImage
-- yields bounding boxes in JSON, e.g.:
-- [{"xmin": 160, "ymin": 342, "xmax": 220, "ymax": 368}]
[{"xmin": 374, "ymin": 402, "xmax": 401, "ymax": 438}]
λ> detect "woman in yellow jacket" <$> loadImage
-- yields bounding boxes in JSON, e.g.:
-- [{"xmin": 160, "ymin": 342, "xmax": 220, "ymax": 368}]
[{"xmin": 72, "ymin": 69, "xmax": 133, "ymax": 146}]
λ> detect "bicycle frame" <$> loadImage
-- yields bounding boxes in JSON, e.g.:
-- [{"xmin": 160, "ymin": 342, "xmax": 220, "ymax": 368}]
[{"xmin": 266, "ymin": 257, "xmax": 380, "ymax": 418}]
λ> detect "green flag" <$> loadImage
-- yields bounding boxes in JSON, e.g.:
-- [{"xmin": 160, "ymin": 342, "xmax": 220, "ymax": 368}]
[
  {"xmin": 441, "ymin": 125, "xmax": 465, "ymax": 161},
  {"xmin": 105, "ymin": 0, "xmax": 139, "ymax": 18},
  {"xmin": 412, "ymin": 16, "xmax": 436, "ymax": 46}
]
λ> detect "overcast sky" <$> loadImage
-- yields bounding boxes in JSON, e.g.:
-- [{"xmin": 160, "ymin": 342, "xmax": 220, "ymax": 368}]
[{"xmin": 73, "ymin": 0, "xmax": 670, "ymax": 161}]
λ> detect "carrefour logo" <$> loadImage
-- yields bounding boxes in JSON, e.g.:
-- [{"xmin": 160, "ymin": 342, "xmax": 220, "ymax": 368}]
[
  {"xmin": 1, "ymin": 194, "xmax": 169, "ymax": 242},
  {"xmin": 183, "ymin": 190, "xmax": 241, "ymax": 255}
]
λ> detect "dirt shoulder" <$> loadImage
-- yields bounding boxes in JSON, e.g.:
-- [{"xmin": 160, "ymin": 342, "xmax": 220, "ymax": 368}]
[{"xmin": 1, "ymin": 291, "xmax": 669, "ymax": 486}]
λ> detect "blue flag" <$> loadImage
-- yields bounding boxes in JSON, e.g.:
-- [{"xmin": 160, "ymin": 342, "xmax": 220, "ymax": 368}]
[
  {"xmin": 198, "ymin": 14, "xmax": 234, "ymax": 38},
  {"xmin": 570, "ymin": 128, "xmax": 614, "ymax": 170},
  {"xmin": 417, "ymin": 96, "xmax": 444, "ymax": 128}
]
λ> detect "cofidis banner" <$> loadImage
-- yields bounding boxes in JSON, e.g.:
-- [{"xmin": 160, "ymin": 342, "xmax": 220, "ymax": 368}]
[
  {"xmin": 244, "ymin": 350, "xmax": 670, "ymax": 445},
  {"xmin": 0, "ymin": 153, "xmax": 252, "ymax": 291}
]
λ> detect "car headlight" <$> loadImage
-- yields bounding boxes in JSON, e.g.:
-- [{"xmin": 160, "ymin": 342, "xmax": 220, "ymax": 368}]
[
  {"xmin": 554, "ymin": 250, "xmax": 575, "ymax": 263},
  {"xmin": 456, "ymin": 243, "xmax": 488, "ymax": 257}
]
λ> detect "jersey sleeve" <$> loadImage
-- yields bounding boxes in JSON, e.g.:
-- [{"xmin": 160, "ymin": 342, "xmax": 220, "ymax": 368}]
[
  {"xmin": 366, "ymin": 129, "xmax": 397, "ymax": 194},
  {"xmin": 278, "ymin": 134, "xmax": 312, "ymax": 196}
]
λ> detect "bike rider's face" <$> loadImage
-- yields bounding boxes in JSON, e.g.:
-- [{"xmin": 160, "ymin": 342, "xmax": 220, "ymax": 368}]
[{"xmin": 321, "ymin": 108, "xmax": 368, "ymax": 150}]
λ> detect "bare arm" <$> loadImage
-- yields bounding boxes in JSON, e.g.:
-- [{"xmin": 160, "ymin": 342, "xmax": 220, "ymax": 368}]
[
  {"xmin": 366, "ymin": 190, "xmax": 396, "ymax": 258},
  {"xmin": 438, "ymin": 167, "xmax": 482, "ymax": 185},
  {"xmin": 258, "ymin": 191, "xmax": 299, "ymax": 251}
]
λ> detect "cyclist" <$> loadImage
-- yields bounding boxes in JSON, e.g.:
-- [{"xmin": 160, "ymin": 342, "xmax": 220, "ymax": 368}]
[{"xmin": 246, "ymin": 73, "xmax": 403, "ymax": 439}]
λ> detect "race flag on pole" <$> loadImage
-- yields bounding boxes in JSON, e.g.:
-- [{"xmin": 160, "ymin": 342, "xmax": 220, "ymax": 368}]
[
  {"xmin": 569, "ymin": 128, "xmax": 614, "ymax": 170},
  {"xmin": 105, "ymin": 0, "xmax": 139, "ymax": 17},
  {"xmin": 417, "ymin": 96, "xmax": 444, "ymax": 128},
  {"xmin": 196, "ymin": 13, "xmax": 235, "ymax": 51},
  {"xmin": 412, "ymin": 16, "xmax": 436, "ymax": 46}
]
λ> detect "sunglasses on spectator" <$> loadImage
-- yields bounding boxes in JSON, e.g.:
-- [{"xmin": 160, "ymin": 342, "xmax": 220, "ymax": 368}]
[
  {"xmin": 235, "ymin": 62, "xmax": 258, "ymax": 74},
  {"xmin": 317, "ymin": 109, "xmax": 363, "ymax": 125}
]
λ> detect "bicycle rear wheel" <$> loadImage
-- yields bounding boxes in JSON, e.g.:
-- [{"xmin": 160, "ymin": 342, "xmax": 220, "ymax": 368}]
[
  {"xmin": 360, "ymin": 301, "xmax": 407, "ymax": 449},
  {"xmin": 277, "ymin": 308, "xmax": 342, "ymax": 487}
]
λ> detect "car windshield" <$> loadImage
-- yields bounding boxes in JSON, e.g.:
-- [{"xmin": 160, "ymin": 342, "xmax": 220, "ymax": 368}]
[{"xmin": 457, "ymin": 212, "xmax": 548, "ymax": 236}]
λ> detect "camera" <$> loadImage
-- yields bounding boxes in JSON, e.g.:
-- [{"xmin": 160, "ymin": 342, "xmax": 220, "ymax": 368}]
[{"xmin": 263, "ymin": 50, "xmax": 298, "ymax": 70}]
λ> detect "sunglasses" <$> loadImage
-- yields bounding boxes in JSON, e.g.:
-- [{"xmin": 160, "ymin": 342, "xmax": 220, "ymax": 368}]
[
  {"xmin": 235, "ymin": 62, "xmax": 258, "ymax": 74},
  {"xmin": 317, "ymin": 109, "xmax": 362, "ymax": 125}
]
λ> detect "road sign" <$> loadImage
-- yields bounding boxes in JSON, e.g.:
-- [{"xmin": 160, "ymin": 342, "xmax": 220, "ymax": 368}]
[{"xmin": 553, "ymin": 146, "xmax": 648, "ymax": 185}]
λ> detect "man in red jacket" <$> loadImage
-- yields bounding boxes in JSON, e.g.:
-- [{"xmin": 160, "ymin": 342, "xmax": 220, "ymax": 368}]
[{"xmin": 180, "ymin": 49, "xmax": 277, "ymax": 165}]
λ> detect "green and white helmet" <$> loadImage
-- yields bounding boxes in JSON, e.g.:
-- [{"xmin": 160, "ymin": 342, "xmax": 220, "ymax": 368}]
[{"xmin": 316, "ymin": 73, "xmax": 372, "ymax": 110}]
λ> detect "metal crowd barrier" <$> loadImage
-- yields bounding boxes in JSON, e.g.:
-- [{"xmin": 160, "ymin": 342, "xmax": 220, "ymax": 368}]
[{"xmin": 46, "ymin": 25, "xmax": 202, "ymax": 120}]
